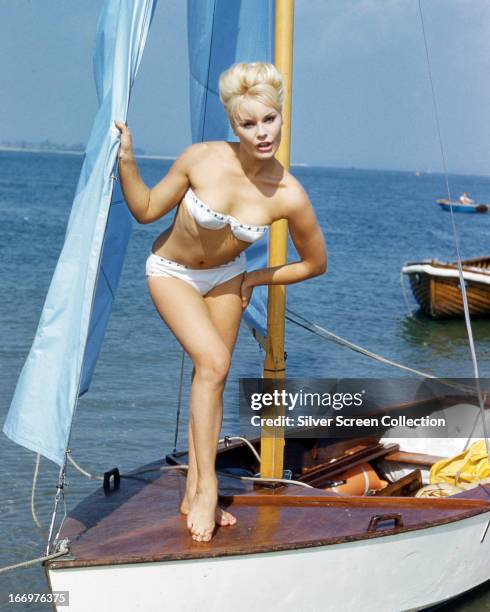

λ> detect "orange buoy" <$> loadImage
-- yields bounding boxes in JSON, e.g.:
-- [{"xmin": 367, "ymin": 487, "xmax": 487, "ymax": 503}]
[{"xmin": 329, "ymin": 463, "xmax": 388, "ymax": 495}]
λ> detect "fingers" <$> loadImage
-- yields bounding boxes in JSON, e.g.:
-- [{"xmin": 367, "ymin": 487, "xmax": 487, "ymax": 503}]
[
  {"xmin": 114, "ymin": 120, "xmax": 129, "ymax": 133},
  {"xmin": 241, "ymin": 284, "xmax": 253, "ymax": 309}
]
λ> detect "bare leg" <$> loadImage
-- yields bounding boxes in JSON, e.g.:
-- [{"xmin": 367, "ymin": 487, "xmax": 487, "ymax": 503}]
[
  {"xmin": 147, "ymin": 272, "xmax": 243, "ymax": 541},
  {"xmin": 180, "ymin": 417, "xmax": 198, "ymax": 511},
  {"xmin": 180, "ymin": 375, "xmax": 236, "ymax": 526},
  {"xmin": 199, "ymin": 273, "xmax": 244, "ymax": 524}
]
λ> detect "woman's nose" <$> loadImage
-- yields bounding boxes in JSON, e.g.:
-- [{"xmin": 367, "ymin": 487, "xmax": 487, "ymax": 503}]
[{"xmin": 257, "ymin": 123, "xmax": 267, "ymax": 137}]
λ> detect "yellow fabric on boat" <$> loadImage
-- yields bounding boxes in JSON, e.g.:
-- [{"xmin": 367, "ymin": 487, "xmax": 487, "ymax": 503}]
[{"xmin": 429, "ymin": 440, "xmax": 490, "ymax": 486}]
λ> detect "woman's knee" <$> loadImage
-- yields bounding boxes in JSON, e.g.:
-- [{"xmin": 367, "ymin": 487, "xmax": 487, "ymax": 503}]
[{"xmin": 194, "ymin": 348, "xmax": 231, "ymax": 387}]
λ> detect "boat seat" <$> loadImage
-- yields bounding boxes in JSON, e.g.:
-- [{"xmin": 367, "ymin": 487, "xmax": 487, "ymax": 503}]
[{"xmin": 373, "ymin": 469, "xmax": 423, "ymax": 497}]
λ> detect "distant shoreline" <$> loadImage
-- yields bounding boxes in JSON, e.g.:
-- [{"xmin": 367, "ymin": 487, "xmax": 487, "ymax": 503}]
[
  {"xmin": 1, "ymin": 146, "xmax": 488, "ymax": 177},
  {"xmin": 0, "ymin": 147, "xmax": 305, "ymax": 166},
  {"xmin": 0, "ymin": 146, "xmax": 84, "ymax": 156},
  {"xmin": 0, "ymin": 146, "xmax": 177, "ymax": 161}
]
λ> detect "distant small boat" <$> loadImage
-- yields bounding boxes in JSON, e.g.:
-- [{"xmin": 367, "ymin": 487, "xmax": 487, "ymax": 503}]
[
  {"xmin": 402, "ymin": 256, "xmax": 490, "ymax": 318},
  {"xmin": 437, "ymin": 199, "xmax": 488, "ymax": 213}
]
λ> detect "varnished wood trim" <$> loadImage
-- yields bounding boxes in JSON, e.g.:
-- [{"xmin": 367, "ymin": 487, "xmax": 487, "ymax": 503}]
[
  {"xmin": 220, "ymin": 493, "xmax": 490, "ymax": 510},
  {"xmin": 383, "ymin": 451, "xmax": 444, "ymax": 467}
]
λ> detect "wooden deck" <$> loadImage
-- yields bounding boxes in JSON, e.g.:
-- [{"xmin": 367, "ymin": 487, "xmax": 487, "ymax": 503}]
[{"xmin": 46, "ymin": 458, "xmax": 490, "ymax": 570}]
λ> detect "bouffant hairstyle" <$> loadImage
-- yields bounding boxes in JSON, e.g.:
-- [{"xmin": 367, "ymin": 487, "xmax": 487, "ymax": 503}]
[{"xmin": 218, "ymin": 62, "xmax": 284, "ymax": 125}]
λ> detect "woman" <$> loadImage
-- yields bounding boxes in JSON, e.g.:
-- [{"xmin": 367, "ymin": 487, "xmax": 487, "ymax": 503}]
[{"xmin": 115, "ymin": 62, "xmax": 327, "ymax": 543}]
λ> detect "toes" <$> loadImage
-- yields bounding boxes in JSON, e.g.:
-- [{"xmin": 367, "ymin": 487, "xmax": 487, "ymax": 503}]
[
  {"xmin": 216, "ymin": 509, "xmax": 237, "ymax": 526},
  {"xmin": 218, "ymin": 514, "xmax": 231, "ymax": 526},
  {"xmin": 187, "ymin": 515, "xmax": 215, "ymax": 541},
  {"xmin": 191, "ymin": 527, "xmax": 213, "ymax": 542},
  {"xmin": 222, "ymin": 511, "xmax": 237, "ymax": 525}
]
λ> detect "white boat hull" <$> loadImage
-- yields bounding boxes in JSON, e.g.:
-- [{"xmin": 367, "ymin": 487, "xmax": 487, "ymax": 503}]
[{"xmin": 47, "ymin": 511, "xmax": 490, "ymax": 612}]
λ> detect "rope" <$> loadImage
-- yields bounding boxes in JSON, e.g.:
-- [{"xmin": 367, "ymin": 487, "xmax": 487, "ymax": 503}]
[
  {"xmin": 64, "ymin": 451, "xmax": 312, "ymax": 492},
  {"xmin": 286, "ymin": 307, "xmax": 436, "ymax": 379},
  {"xmin": 220, "ymin": 472, "xmax": 313, "ymax": 489},
  {"xmin": 415, "ymin": 483, "xmax": 463, "ymax": 498},
  {"xmin": 67, "ymin": 450, "xmax": 103, "ymax": 480},
  {"xmin": 418, "ymin": 1, "xmax": 490, "ymax": 456},
  {"xmin": 222, "ymin": 435, "xmax": 262, "ymax": 464},
  {"xmin": 0, "ymin": 540, "xmax": 69, "ymax": 575},
  {"xmin": 400, "ymin": 268, "xmax": 415, "ymax": 317},
  {"xmin": 31, "ymin": 454, "xmax": 47, "ymax": 537},
  {"xmin": 286, "ymin": 308, "xmax": 485, "ymax": 397}
]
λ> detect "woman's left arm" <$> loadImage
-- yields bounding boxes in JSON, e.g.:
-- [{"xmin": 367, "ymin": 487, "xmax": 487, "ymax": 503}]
[{"xmin": 241, "ymin": 183, "xmax": 327, "ymax": 308}]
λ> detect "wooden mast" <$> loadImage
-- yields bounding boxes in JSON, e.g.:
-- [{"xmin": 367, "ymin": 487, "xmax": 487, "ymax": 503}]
[{"xmin": 260, "ymin": 0, "xmax": 295, "ymax": 480}]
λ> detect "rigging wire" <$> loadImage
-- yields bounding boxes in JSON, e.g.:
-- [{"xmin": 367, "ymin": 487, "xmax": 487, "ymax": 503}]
[
  {"xmin": 173, "ymin": 349, "xmax": 186, "ymax": 454},
  {"xmin": 417, "ymin": 0, "xmax": 490, "ymax": 456},
  {"xmin": 286, "ymin": 307, "xmax": 487, "ymax": 405},
  {"xmin": 286, "ymin": 308, "xmax": 436, "ymax": 379},
  {"xmin": 200, "ymin": 0, "xmax": 217, "ymax": 142}
]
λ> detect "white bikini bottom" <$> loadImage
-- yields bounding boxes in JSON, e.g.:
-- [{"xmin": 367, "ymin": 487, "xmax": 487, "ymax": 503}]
[{"xmin": 145, "ymin": 251, "xmax": 247, "ymax": 295}]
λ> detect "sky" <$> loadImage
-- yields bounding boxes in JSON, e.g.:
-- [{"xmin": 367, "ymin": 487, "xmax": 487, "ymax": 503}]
[{"xmin": 2, "ymin": 0, "xmax": 490, "ymax": 174}]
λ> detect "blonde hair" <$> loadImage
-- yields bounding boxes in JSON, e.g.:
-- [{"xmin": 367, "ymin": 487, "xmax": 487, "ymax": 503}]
[{"xmin": 219, "ymin": 62, "xmax": 284, "ymax": 125}]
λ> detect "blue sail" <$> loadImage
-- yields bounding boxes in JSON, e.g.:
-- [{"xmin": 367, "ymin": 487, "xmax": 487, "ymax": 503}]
[
  {"xmin": 187, "ymin": 0, "xmax": 274, "ymax": 337},
  {"xmin": 3, "ymin": 0, "xmax": 157, "ymax": 467},
  {"xmin": 4, "ymin": 0, "xmax": 273, "ymax": 467}
]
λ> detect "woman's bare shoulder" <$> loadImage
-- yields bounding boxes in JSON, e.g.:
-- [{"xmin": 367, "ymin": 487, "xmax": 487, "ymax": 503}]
[
  {"xmin": 177, "ymin": 141, "xmax": 234, "ymax": 165},
  {"xmin": 176, "ymin": 141, "xmax": 211, "ymax": 162},
  {"xmin": 203, "ymin": 140, "xmax": 238, "ymax": 160},
  {"xmin": 277, "ymin": 172, "xmax": 311, "ymax": 216}
]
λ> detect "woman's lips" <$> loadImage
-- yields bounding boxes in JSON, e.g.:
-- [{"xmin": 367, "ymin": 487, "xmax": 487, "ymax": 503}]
[{"xmin": 256, "ymin": 142, "xmax": 273, "ymax": 152}]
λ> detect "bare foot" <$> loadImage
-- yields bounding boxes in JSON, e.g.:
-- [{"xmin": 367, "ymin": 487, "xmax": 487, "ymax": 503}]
[
  {"xmin": 186, "ymin": 490, "xmax": 217, "ymax": 542},
  {"xmin": 180, "ymin": 494, "xmax": 237, "ymax": 527}
]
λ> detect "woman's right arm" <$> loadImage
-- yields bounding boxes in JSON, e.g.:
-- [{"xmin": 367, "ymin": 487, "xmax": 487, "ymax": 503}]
[{"xmin": 115, "ymin": 121, "xmax": 201, "ymax": 224}]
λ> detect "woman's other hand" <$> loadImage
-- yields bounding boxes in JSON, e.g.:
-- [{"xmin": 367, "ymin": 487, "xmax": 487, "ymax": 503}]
[
  {"xmin": 114, "ymin": 120, "xmax": 134, "ymax": 160},
  {"xmin": 240, "ymin": 274, "xmax": 254, "ymax": 309}
]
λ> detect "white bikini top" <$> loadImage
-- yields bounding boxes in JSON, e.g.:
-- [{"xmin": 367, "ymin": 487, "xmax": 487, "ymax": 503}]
[{"xmin": 183, "ymin": 187, "xmax": 269, "ymax": 243}]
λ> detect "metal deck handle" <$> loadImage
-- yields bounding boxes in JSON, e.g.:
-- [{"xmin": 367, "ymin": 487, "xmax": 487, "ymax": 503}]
[{"xmin": 367, "ymin": 513, "xmax": 403, "ymax": 532}]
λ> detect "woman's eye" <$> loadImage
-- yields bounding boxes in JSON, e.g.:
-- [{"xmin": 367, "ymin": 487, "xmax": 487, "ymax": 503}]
[
  {"xmin": 266, "ymin": 115, "xmax": 276, "ymax": 122},
  {"xmin": 243, "ymin": 123, "xmax": 253, "ymax": 128}
]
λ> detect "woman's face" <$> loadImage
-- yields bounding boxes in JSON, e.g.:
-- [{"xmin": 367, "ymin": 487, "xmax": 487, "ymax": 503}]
[{"xmin": 233, "ymin": 98, "xmax": 282, "ymax": 160}]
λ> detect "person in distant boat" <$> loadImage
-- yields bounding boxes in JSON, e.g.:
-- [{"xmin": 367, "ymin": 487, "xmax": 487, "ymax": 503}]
[
  {"xmin": 459, "ymin": 192, "xmax": 474, "ymax": 205},
  {"xmin": 115, "ymin": 62, "xmax": 327, "ymax": 543}
]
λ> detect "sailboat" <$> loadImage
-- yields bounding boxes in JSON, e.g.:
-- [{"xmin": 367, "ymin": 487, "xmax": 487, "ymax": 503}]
[{"xmin": 3, "ymin": 1, "xmax": 490, "ymax": 611}]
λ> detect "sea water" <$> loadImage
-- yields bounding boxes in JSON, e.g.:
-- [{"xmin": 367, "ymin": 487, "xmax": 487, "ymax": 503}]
[{"xmin": 1, "ymin": 150, "xmax": 489, "ymax": 610}]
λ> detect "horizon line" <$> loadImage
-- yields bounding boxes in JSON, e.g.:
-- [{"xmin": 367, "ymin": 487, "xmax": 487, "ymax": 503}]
[{"xmin": 0, "ymin": 146, "xmax": 488, "ymax": 178}]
